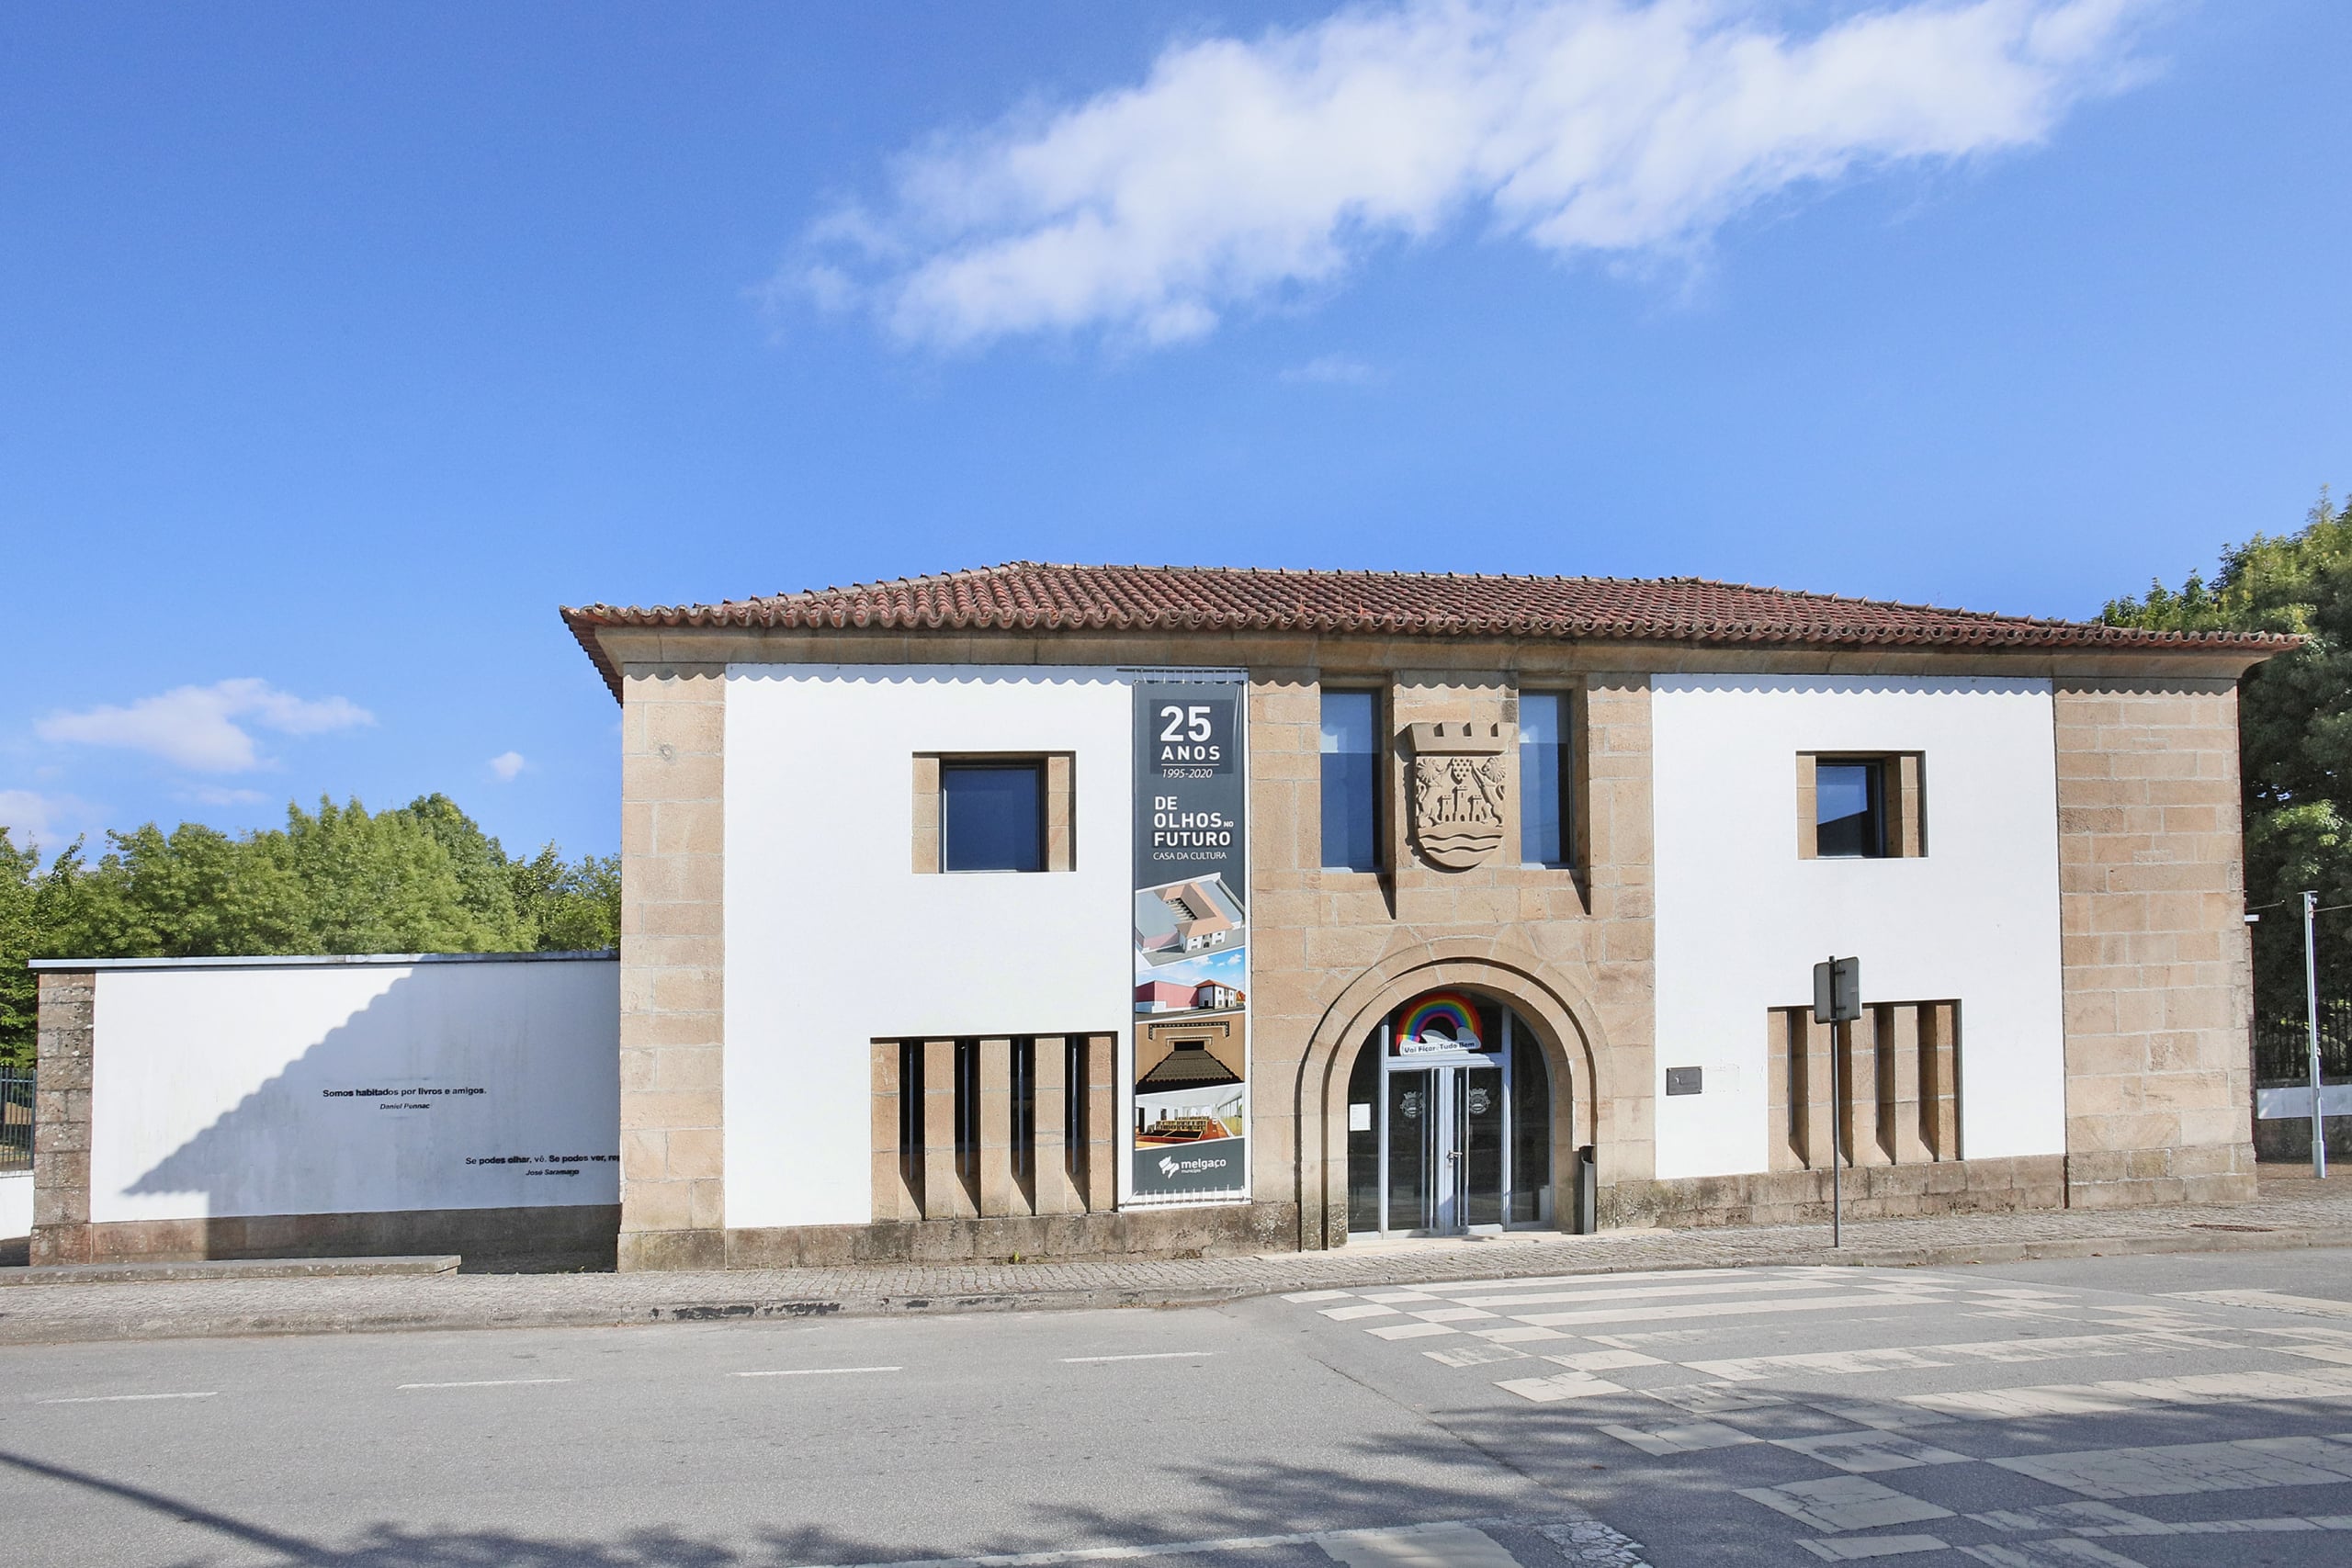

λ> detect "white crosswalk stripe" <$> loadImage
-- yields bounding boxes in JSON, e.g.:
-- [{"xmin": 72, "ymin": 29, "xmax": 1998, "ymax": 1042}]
[
  {"xmin": 1989, "ymin": 1435, "xmax": 2352, "ymax": 1499},
  {"xmin": 1286, "ymin": 1265, "xmax": 2352, "ymax": 1563}
]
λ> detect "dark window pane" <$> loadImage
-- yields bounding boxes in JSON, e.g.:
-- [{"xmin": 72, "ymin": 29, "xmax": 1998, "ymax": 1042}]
[
  {"xmin": 1321, "ymin": 691, "xmax": 1379, "ymax": 870},
  {"xmin": 942, "ymin": 763, "xmax": 1044, "ymax": 872},
  {"xmin": 1815, "ymin": 761, "xmax": 1883, "ymax": 859},
  {"xmin": 1520, "ymin": 693, "xmax": 1568, "ymax": 864}
]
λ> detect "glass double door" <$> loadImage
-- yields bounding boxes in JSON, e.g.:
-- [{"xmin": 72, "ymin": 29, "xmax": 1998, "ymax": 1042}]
[{"xmin": 1384, "ymin": 1062, "xmax": 1505, "ymax": 1234}]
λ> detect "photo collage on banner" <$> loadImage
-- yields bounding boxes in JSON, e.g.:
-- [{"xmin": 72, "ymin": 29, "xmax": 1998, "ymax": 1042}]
[{"xmin": 1131, "ymin": 679, "xmax": 1250, "ymax": 1201}]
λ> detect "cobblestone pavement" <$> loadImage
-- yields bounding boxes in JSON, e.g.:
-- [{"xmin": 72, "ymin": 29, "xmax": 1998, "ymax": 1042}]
[{"xmin": 4, "ymin": 1177, "xmax": 2347, "ymax": 1346}]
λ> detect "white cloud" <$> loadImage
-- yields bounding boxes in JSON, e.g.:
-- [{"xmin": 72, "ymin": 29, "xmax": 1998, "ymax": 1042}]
[
  {"xmin": 0, "ymin": 788, "xmax": 100, "ymax": 852},
  {"xmin": 489, "ymin": 750, "xmax": 527, "ymax": 782},
  {"xmin": 37, "ymin": 679, "xmax": 374, "ymax": 773},
  {"xmin": 1281, "ymin": 353, "xmax": 1383, "ymax": 386},
  {"xmin": 797, "ymin": 0, "xmax": 2152, "ymax": 348}
]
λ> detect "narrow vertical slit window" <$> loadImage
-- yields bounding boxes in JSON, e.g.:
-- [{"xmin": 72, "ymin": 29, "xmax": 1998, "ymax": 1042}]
[
  {"xmin": 1320, "ymin": 689, "xmax": 1381, "ymax": 871},
  {"xmin": 1815, "ymin": 760, "xmax": 1886, "ymax": 859},
  {"xmin": 1064, "ymin": 1035, "xmax": 1086, "ymax": 1189},
  {"xmin": 899, "ymin": 1039, "xmax": 924, "ymax": 1211},
  {"xmin": 1010, "ymin": 1037, "xmax": 1035, "ymax": 1191},
  {"xmin": 1519, "ymin": 692, "xmax": 1572, "ymax": 866},
  {"xmin": 953, "ymin": 1038, "xmax": 979, "ymax": 1189}
]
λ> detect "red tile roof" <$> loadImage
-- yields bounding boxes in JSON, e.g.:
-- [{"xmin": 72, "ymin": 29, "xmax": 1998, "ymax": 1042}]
[{"xmin": 562, "ymin": 562, "xmax": 2290, "ymax": 698}]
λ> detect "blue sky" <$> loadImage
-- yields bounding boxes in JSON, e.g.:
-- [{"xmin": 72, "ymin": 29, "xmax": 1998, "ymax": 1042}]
[{"xmin": 3, "ymin": 1, "xmax": 2345, "ymax": 863}]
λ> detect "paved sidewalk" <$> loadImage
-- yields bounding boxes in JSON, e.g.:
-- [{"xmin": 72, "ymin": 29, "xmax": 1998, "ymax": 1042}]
[{"xmin": 4, "ymin": 1174, "xmax": 2347, "ymax": 1346}]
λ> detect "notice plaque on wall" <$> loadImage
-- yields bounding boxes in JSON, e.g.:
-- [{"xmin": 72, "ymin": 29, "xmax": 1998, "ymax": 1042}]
[{"xmin": 1130, "ymin": 679, "xmax": 1250, "ymax": 1201}]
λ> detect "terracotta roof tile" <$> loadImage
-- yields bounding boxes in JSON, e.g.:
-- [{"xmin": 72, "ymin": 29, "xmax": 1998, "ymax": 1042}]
[{"xmin": 561, "ymin": 561, "xmax": 2290, "ymax": 698}]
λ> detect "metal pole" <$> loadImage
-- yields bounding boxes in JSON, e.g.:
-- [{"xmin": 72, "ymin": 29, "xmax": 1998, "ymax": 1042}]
[
  {"xmin": 2307, "ymin": 890, "xmax": 2327, "ymax": 1180},
  {"xmin": 1830, "ymin": 953, "xmax": 1843, "ymax": 1247}
]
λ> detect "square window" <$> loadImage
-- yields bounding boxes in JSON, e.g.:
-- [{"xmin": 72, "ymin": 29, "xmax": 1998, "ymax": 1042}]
[
  {"xmin": 1320, "ymin": 690, "xmax": 1381, "ymax": 871},
  {"xmin": 941, "ymin": 762, "xmax": 1045, "ymax": 873},
  {"xmin": 1815, "ymin": 760, "xmax": 1885, "ymax": 859}
]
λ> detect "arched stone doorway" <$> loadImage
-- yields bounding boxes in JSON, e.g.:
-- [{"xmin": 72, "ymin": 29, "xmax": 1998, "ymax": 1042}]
[
  {"xmin": 1292, "ymin": 942, "xmax": 1610, "ymax": 1249},
  {"xmin": 1341, "ymin": 990, "xmax": 1555, "ymax": 1236}
]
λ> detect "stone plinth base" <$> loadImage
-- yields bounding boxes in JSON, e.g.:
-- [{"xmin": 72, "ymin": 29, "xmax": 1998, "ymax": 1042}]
[
  {"xmin": 2064, "ymin": 1145, "xmax": 2260, "ymax": 1210},
  {"xmin": 621, "ymin": 1201, "xmax": 1301, "ymax": 1271},
  {"xmin": 2253, "ymin": 1116, "xmax": 2352, "ymax": 1164},
  {"xmin": 32, "ymin": 1204, "xmax": 619, "ymax": 1273},
  {"xmin": 1600, "ymin": 1156, "xmax": 2073, "ymax": 1230}
]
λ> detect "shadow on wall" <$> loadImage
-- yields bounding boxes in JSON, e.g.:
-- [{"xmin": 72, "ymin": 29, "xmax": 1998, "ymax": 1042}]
[{"xmin": 108, "ymin": 964, "xmax": 619, "ymax": 1271}]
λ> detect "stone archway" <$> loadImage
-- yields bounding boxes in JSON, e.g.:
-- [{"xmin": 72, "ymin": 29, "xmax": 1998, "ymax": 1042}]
[{"xmin": 1289, "ymin": 936, "xmax": 1614, "ymax": 1249}]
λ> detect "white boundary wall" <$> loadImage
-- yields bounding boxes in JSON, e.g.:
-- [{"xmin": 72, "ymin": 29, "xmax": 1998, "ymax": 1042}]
[
  {"xmin": 78, "ymin": 954, "xmax": 618, "ymax": 1223},
  {"xmin": 725, "ymin": 666, "xmax": 1134, "ymax": 1230},
  {"xmin": 0, "ymin": 1171, "xmax": 28, "ymax": 1240},
  {"xmin": 1650, "ymin": 675, "xmax": 2066, "ymax": 1179}
]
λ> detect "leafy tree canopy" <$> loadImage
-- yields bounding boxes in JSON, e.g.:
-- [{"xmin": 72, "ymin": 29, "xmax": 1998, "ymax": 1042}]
[
  {"xmin": 2104, "ymin": 489, "xmax": 2352, "ymax": 1011},
  {"xmin": 0, "ymin": 795, "xmax": 616, "ymax": 1068}
]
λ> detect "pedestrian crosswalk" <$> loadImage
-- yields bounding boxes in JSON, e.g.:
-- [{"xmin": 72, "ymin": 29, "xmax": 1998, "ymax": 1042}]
[{"xmin": 1285, "ymin": 1267, "xmax": 2352, "ymax": 1564}]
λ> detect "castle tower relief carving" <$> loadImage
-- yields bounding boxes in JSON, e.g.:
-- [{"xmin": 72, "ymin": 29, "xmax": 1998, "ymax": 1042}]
[{"xmin": 1408, "ymin": 720, "xmax": 1510, "ymax": 870}]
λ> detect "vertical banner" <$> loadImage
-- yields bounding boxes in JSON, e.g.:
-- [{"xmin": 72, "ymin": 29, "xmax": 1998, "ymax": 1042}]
[{"xmin": 1131, "ymin": 680, "xmax": 1250, "ymax": 1201}]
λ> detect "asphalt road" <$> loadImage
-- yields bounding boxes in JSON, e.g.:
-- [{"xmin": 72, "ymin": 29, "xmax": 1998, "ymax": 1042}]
[{"xmin": 6, "ymin": 1249, "xmax": 2352, "ymax": 1567}]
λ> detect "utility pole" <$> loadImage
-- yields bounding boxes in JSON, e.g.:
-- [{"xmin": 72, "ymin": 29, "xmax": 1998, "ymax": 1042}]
[{"xmin": 2306, "ymin": 890, "xmax": 2328, "ymax": 1179}]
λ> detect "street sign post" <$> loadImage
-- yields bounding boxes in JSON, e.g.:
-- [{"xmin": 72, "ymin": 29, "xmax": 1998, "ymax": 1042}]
[{"xmin": 1813, "ymin": 956, "xmax": 1860, "ymax": 1247}]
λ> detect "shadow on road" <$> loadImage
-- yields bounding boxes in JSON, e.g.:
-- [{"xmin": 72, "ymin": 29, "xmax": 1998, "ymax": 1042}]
[
  {"xmin": 8, "ymin": 1371, "xmax": 2351, "ymax": 1564},
  {"xmin": 3, "ymin": 1430, "xmax": 1536, "ymax": 1568}
]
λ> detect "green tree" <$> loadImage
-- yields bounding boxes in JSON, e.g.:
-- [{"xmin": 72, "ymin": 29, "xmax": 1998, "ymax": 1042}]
[
  {"xmin": 401, "ymin": 792, "xmax": 528, "ymax": 945},
  {"xmin": 2104, "ymin": 489, "xmax": 2352, "ymax": 1011},
  {"xmin": 509, "ymin": 843, "xmax": 622, "ymax": 952},
  {"xmin": 62, "ymin": 821, "xmax": 306, "ymax": 957},
  {"xmin": 0, "ymin": 795, "xmax": 620, "ymax": 1065},
  {"xmin": 0, "ymin": 832, "xmax": 91, "ymax": 1069},
  {"xmin": 263, "ymin": 797, "xmax": 514, "ymax": 953},
  {"xmin": 0, "ymin": 832, "xmax": 32, "ymax": 1067}
]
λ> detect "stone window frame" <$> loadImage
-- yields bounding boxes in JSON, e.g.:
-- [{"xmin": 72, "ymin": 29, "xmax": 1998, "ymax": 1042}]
[
  {"xmin": 912, "ymin": 752, "xmax": 1074, "ymax": 874},
  {"xmin": 1795, "ymin": 751, "xmax": 1925, "ymax": 861}
]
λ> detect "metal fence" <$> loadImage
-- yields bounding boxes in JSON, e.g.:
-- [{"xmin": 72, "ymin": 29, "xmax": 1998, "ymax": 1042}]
[
  {"xmin": 0, "ymin": 1069, "xmax": 29, "ymax": 1172},
  {"xmin": 2255, "ymin": 998, "xmax": 2352, "ymax": 1085}
]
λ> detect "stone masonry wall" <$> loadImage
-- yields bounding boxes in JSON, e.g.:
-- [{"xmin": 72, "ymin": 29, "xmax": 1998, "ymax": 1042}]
[
  {"xmin": 1242, "ymin": 665, "xmax": 1656, "ymax": 1247},
  {"xmin": 28, "ymin": 968, "xmax": 94, "ymax": 1267},
  {"xmin": 2055, "ymin": 678, "xmax": 2259, "ymax": 1207},
  {"xmin": 616, "ymin": 664, "xmax": 728, "ymax": 1270}
]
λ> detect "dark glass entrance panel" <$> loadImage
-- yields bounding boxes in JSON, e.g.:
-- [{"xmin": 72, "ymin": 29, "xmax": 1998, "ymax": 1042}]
[
  {"xmin": 1459, "ymin": 1064, "xmax": 1504, "ymax": 1227},
  {"xmin": 1386, "ymin": 1069, "xmax": 1435, "ymax": 1232},
  {"xmin": 1346, "ymin": 1039, "xmax": 1379, "ymax": 1233},
  {"xmin": 1510, "ymin": 1029, "xmax": 1552, "ymax": 1224},
  {"xmin": 1345, "ymin": 998, "xmax": 1563, "ymax": 1237}
]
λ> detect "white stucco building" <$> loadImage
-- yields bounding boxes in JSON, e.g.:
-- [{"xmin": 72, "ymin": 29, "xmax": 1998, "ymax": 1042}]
[
  {"xmin": 557, "ymin": 565, "xmax": 2286, "ymax": 1269},
  {"xmin": 27, "ymin": 563, "xmax": 2288, "ymax": 1270}
]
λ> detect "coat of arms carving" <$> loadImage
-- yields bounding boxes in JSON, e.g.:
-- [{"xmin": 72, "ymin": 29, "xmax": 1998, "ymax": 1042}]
[{"xmin": 1408, "ymin": 721, "xmax": 1509, "ymax": 870}]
